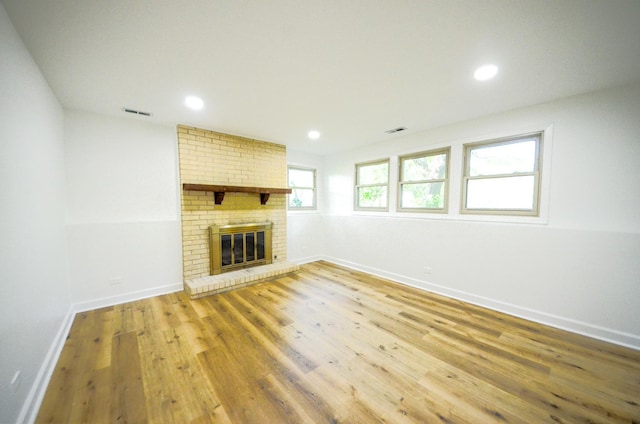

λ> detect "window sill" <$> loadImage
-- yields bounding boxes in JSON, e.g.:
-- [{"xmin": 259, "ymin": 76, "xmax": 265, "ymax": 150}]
[
  {"xmin": 351, "ymin": 209, "xmax": 548, "ymax": 225},
  {"xmin": 287, "ymin": 209, "xmax": 320, "ymax": 215}
]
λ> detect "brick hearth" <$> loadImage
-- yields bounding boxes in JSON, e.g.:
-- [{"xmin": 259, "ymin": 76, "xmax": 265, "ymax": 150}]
[{"xmin": 184, "ymin": 261, "xmax": 299, "ymax": 299}]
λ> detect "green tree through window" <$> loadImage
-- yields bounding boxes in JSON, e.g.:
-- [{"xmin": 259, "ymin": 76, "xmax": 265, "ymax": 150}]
[
  {"xmin": 287, "ymin": 166, "xmax": 316, "ymax": 209},
  {"xmin": 355, "ymin": 160, "xmax": 389, "ymax": 210},
  {"xmin": 399, "ymin": 148, "xmax": 449, "ymax": 211}
]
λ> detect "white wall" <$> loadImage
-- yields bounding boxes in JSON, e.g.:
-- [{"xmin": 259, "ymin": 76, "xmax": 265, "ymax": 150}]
[
  {"xmin": 2, "ymin": 4, "xmax": 638, "ymax": 419},
  {"xmin": 65, "ymin": 110, "xmax": 179, "ymax": 224},
  {"xmin": 286, "ymin": 149, "xmax": 326, "ymax": 263},
  {"xmin": 320, "ymin": 82, "xmax": 640, "ymax": 348},
  {"xmin": 0, "ymin": 4, "xmax": 71, "ymax": 423},
  {"xmin": 64, "ymin": 111, "xmax": 183, "ymax": 306}
]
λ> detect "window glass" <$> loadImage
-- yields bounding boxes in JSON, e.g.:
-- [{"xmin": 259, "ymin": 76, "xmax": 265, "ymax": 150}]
[
  {"xmin": 401, "ymin": 182, "xmax": 445, "ymax": 209},
  {"xmin": 466, "ymin": 176, "xmax": 535, "ymax": 209},
  {"xmin": 402, "ymin": 153, "xmax": 447, "ymax": 180},
  {"xmin": 355, "ymin": 160, "xmax": 389, "ymax": 210},
  {"xmin": 288, "ymin": 166, "xmax": 316, "ymax": 209},
  {"xmin": 357, "ymin": 186, "xmax": 388, "ymax": 208},
  {"xmin": 469, "ymin": 139, "xmax": 536, "ymax": 176},
  {"xmin": 399, "ymin": 148, "xmax": 449, "ymax": 211},
  {"xmin": 288, "ymin": 168, "xmax": 314, "ymax": 187},
  {"xmin": 462, "ymin": 134, "xmax": 542, "ymax": 215},
  {"xmin": 358, "ymin": 161, "xmax": 388, "ymax": 185}
]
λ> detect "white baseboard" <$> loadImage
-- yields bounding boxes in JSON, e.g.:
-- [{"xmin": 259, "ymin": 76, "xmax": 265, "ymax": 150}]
[
  {"xmin": 322, "ymin": 256, "xmax": 640, "ymax": 351},
  {"xmin": 19, "ymin": 282, "xmax": 184, "ymax": 423},
  {"xmin": 18, "ymin": 304, "xmax": 75, "ymax": 424},
  {"xmin": 290, "ymin": 255, "xmax": 324, "ymax": 265},
  {"xmin": 73, "ymin": 282, "xmax": 183, "ymax": 313}
]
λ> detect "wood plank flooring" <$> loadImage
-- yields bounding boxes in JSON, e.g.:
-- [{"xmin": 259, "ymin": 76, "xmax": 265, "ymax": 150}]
[{"xmin": 37, "ymin": 261, "xmax": 640, "ymax": 423}]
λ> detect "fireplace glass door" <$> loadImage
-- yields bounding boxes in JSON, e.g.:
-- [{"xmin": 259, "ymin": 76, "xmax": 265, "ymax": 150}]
[{"xmin": 209, "ymin": 222, "xmax": 272, "ymax": 274}]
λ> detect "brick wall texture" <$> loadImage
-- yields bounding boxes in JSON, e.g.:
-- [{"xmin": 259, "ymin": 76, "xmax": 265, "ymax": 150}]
[{"xmin": 177, "ymin": 125, "xmax": 288, "ymax": 280}]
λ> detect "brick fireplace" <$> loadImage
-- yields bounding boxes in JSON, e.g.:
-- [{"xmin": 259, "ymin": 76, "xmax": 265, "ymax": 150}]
[{"xmin": 177, "ymin": 125, "xmax": 298, "ymax": 297}]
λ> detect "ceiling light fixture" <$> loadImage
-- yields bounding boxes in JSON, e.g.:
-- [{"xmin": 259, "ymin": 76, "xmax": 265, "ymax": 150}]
[
  {"xmin": 474, "ymin": 64, "xmax": 499, "ymax": 81},
  {"xmin": 185, "ymin": 96, "xmax": 204, "ymax": 110},
  {"xmin": 308, "ymin": 130, "xmax": 320, "ymax": 140}
]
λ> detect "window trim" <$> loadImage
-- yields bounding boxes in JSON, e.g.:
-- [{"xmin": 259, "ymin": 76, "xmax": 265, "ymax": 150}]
[
  {"xmin": 461, "ymin": 132, "xmax": 543, "ymax": 216},
  {"xmin": 397, "ymin": 147, "xmax": 450, "ymax": 213},
  {"xmin": 354, "ymin": 158, "xmax": 390, "ymax": 211},
  {"xmin": 287, "ymin": 165, "xmax": 317, "ymax": 210}
]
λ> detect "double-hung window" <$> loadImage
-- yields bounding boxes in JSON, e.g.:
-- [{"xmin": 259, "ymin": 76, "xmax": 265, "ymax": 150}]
[
  {"xmin": 462, "ymin": 132, "xmax": 543, "ymax": 216},
  {"xmin": 355, "ymin": 159, "xmax": 389, "ymax": 210},
  {"xmin": 398, "ymin": 148, "xmax": 450, "ymax": 212},
  {"xmin": 287, "ymin": 166, "xmax": 316, "ymax": 210}
]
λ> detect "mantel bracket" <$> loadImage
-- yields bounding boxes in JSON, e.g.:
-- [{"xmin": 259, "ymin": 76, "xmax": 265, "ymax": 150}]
[{"xmin": 214, "ymin": 192, "xmax": 225, "ymax": 205}]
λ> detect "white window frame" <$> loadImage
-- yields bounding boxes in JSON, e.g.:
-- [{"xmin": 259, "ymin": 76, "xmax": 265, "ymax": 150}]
[
  {"xmin": 355, "ymin": 158, "xmax": 390, "ymax": 211},
  {"xmin": 287, "ymin": 165, "xmax": 317, "ymax": 210},
  {"xmin": 461, "ymin": 132, "xmax": 543, "ymax": 216},
  {"xmin": 398, "ymin": 147, "xmax": 450, "ymax": 213}
]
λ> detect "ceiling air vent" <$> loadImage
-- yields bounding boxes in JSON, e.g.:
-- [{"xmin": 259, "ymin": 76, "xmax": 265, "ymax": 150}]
[
  {"xmin": 385, "ymin": 127, "xmax": 406, "ymax": 134},
  {"xmin": 122, "ymin": 107, "xmax": 152, "ymax": 117}
]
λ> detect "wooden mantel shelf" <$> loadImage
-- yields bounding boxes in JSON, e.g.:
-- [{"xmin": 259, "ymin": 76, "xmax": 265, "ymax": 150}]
[{"xmin": 183, "ymin": 183, "xmax": 292, "ymax": 205}]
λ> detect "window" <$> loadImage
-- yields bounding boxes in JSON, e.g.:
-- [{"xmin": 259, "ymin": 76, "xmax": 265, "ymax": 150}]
[
  {"xmin": 355, "ymin": 159, "xmax": 389, "ymax": 210},
  {"xmin": 287, "ymin": 166, "xmax": 316, "ymax": 209},
  {"xmin": 398, "ymin": 148, "xmax": 450, "ymax": 212},
  {"xmin": 462, "ymin": 132, "xmax": 542, "ymax": 216}
]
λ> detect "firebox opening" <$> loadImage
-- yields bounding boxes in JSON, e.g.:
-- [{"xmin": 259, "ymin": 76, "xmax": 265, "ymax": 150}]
[{"xmin": 209, "ymin": 222, "xmax": 273, "ymax": 275}]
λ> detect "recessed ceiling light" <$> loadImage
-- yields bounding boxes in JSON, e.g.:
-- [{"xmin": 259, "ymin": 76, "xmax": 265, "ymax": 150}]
[
  {"xmin": 185, "ymin": 96, "xmax": 204, "ymax": 110},
  {"xmin": 474, "ymin": 64, "xmax": 499, "ymax": 81},
  {"xmin": 308, "ymin": 130, "xmax": 320, "ymax": 140}
]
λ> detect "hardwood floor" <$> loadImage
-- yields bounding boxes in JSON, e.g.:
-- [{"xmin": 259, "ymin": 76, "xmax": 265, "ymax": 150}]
[{"xmin": 37, "ymin": 261, "xmax": 640, "ymax": 423}]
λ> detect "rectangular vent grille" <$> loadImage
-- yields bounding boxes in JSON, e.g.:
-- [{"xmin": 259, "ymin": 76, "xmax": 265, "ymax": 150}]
[
  {"xmin": 122, "ymin": 108, "xmax": 152, "ymax": 117},
  {"xmin": 385, "ymin": 127, "xmax": 407, "ymax": 134}
]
